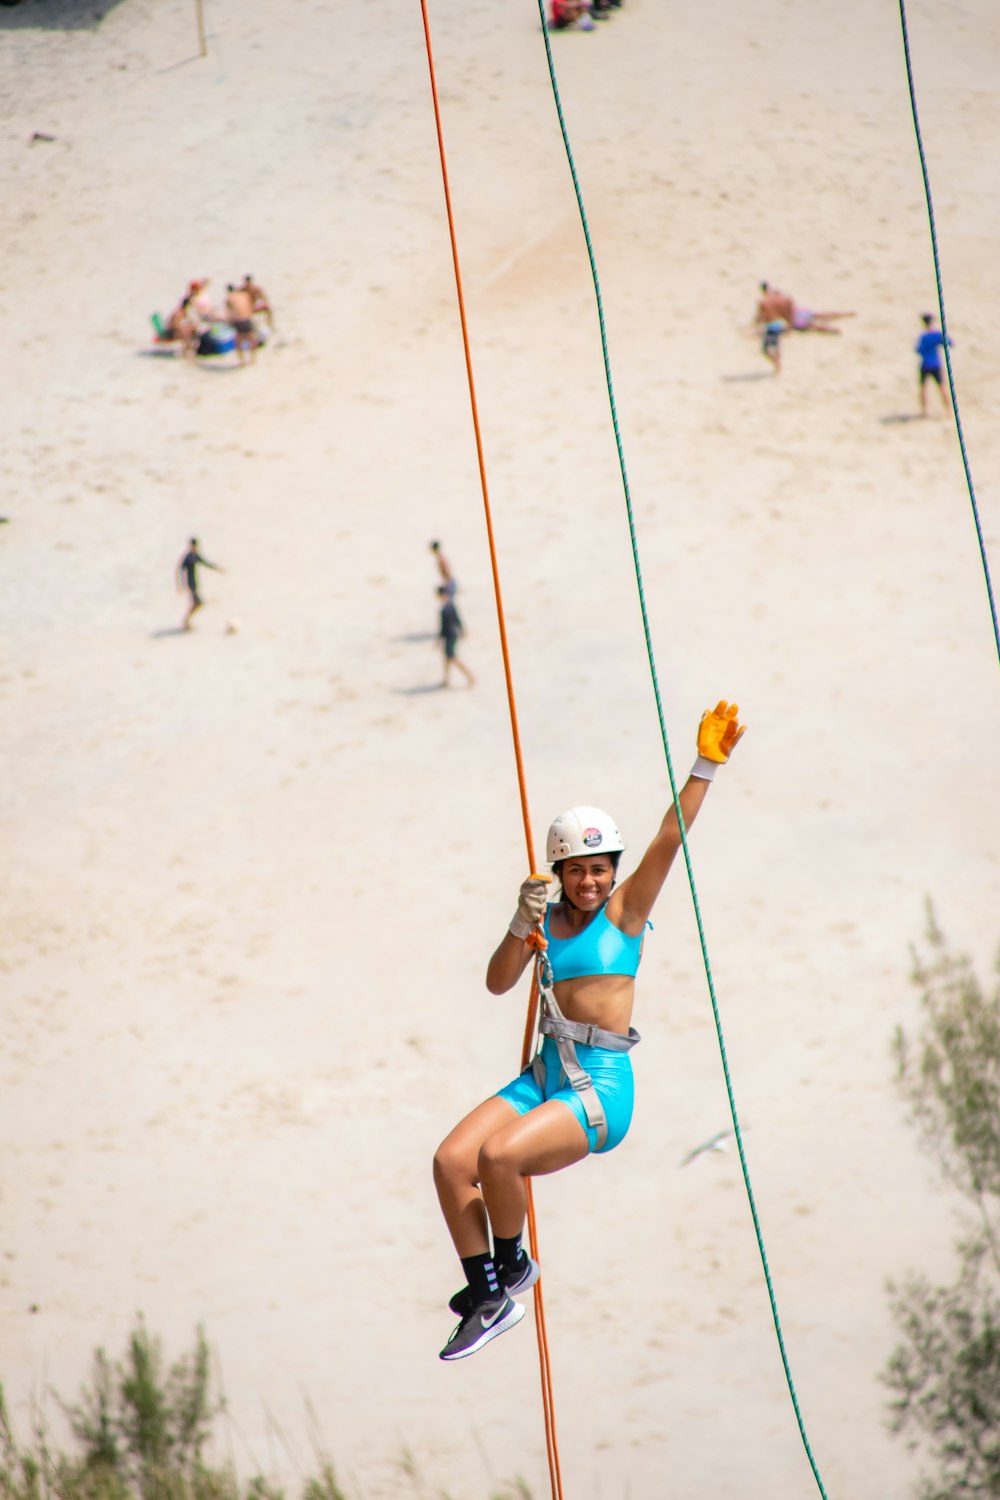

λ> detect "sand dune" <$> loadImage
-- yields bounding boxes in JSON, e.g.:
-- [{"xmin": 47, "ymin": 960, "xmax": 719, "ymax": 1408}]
[{"xmin": 2, "ymin": 0, "xmax": 999, "ymax": 1496}]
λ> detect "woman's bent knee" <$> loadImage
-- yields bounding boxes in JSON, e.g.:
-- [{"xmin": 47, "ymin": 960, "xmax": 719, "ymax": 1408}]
[
  {"xmin": 434, "ymin": 1134, "xmax": 476, "ymax": 1187},
  {"xmin": 477, "ymin": 1135, "xmax": 515, "ymax": 1180}
]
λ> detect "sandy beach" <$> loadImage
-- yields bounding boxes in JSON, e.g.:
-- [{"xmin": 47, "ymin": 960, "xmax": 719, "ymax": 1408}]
[{"xmin": 2, "ymin": 0, "xmax": 999, "ymax": 1495}]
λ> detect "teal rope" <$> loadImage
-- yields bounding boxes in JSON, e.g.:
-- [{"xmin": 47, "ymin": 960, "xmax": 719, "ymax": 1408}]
[
  {"xmin": 897, "ymin": 0, "xmax": 999, "ymax": 668},
  {"xmin": 533, "ymin": 5, "xmax": 829, "ymax": 1495}
]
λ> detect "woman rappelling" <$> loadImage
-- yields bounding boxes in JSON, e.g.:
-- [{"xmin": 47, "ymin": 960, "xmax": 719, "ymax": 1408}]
[{"xmin": 433, "ymin": 700, "xmax": 746, "ymax": 1360}]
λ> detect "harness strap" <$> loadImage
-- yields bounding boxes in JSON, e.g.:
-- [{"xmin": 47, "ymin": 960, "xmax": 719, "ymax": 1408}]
[
  {"xmin": 531, "ymin": 945, "xmax": 641, "ymax": 1151},
  {"xmin": 539, "ymin": 1016, "xmax": 640, "ymax": 1052},
  {"xmin": 532, "ymin": 1043, "xmax": 607, "ymax": 1142}
]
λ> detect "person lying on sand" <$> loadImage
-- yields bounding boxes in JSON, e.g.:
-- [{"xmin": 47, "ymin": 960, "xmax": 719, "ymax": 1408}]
[
  {"xmin": 789, "ymin": 307, "xmax": 855, "ymax": 334},
  {"xmin": 754, "ymin": 281, "xmax": 854, "ymax": 336},
  {"xmin": 432, "ymin": 701, "xmax": 746, "ymax": 1360}
]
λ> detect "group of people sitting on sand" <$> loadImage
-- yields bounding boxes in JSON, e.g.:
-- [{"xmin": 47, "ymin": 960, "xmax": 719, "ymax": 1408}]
[
  {"xmin": 550, "ymin": 0, "xmax": 623, "ymax": 32},
  {"xmin": 158, "ymin": 275, "xmax": 273, "ymax": 365}
]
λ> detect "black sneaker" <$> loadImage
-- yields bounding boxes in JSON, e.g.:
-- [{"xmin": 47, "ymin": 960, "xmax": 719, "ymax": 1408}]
[
  {"xmin": 439, "ymin": 1294, "xmax": 525, "ymax": 1361},
  {"xmin": 448, "ymin": 1255, "xmax": 540, "ymax": 1317},
  {"xmin": 504, "ymin": 1253, "xmax": 541, "ymax": 1298}
]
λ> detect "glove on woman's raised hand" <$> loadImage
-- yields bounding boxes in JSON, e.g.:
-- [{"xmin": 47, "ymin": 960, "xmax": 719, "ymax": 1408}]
[{"xmin": 692, "ymin": 700, "xmax": 746, "ymax": 781}]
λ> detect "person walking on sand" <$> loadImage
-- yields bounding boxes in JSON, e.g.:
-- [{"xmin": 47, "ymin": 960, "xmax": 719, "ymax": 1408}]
[
  {"xmin": 759, "ymin": 318, "xmax": 787, "ymax": 373},
  {"xmin": 752, "ymin": 282, "xmax": 792, "ymax": 373},
  {"xmin": 438, "ymin": 585, "xmax": 473, "ymax": 688},
  {"xmin": 916, "ymin": 311, "xmax": 952, "ymax": 417},
  {"xmin": 432, "ymin": 701, "xmax": 746, "ymax": 1359},
  {"xmin": 176, "ymin": 537, "xmax": 224, "ymax": 630},
  {"xmin": 225, "ymin": 283, "xmax": 258, "ymax": 365}
]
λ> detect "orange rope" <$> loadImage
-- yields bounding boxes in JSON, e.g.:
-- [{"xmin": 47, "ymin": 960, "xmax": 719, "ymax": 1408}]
[{"xmin": 417, "ymin": 4, "xmax": 564, "ymax": 1496}]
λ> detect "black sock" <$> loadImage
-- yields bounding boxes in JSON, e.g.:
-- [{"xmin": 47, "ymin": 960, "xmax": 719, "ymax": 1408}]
[
  {"xmin": 461, "ymin": 1252, "xmax": 500, "ymax": 1304},
  {"xmin": 492, "ymin": 1233, "xmax": 525, "ymax": 1276}
]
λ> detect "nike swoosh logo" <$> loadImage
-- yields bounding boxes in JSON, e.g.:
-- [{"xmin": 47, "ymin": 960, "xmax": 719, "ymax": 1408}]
[{"xmin": 480, "ymin": 1303, "xmax": 507, "ymax": 1330}]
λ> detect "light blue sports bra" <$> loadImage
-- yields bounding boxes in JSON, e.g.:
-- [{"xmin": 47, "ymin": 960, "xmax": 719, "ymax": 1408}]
[{"xmin": 543, "ymin": 903, "xmax": 644, "ymax": 982}]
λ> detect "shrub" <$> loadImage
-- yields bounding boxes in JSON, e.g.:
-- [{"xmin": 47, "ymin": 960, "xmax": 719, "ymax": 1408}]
[{"xmin": 884, "ymin": 907, "xmax": 1000, "ymax": 1499}]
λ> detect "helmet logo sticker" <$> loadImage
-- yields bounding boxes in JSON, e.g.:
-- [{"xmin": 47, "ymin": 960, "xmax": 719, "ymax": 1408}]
[{"xmin": 582, "ymin": 827, "xmax": 603, "ymax": 848}]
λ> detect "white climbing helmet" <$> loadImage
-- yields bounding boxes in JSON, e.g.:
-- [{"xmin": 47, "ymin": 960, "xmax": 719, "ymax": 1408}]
[{"xmin": 546, "ymin": 806, "xmax": 625, "ymax": 863}]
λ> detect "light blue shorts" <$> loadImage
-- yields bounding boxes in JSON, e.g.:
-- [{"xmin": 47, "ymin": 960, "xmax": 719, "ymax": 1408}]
[{"xmin": 496, "ymin": 1036, "xmax": 635, "ymax": 1154}]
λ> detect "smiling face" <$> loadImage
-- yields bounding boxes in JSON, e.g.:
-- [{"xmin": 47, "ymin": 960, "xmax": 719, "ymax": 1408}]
[{"xmin": 557, "ymin": 853, "xmax": 617, "ymax": 912}]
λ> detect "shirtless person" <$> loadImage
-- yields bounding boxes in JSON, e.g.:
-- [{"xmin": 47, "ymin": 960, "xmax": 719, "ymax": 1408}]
[
  {"xmin": 755, "ymin": 281, "xmax": 795, "ymax": 326},
  {"xmin": 225, "ymin": 283, "xmax": 258, "ymax": 365},
  {"xmin": 430, "ymin": 539, "xmax": 456, "ymax": 599},
  {"xmin": 752, "ymin": 282, "xmax": 793, "ymax": 372},
  {"xmin": 240, "ymin": 274, "xmax": 273, "ymax": 331}
]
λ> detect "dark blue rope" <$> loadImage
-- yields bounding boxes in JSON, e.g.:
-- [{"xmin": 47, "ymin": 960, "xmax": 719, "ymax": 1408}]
[{"xmin": 898, "ymin": 0, "xmax": 1000, "ymax": 667}]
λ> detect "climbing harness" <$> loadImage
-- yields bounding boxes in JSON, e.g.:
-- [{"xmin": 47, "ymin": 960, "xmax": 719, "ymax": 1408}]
[{"xmin": 531, "ymin": 936, "xmax": 639, "ymax": 1151}]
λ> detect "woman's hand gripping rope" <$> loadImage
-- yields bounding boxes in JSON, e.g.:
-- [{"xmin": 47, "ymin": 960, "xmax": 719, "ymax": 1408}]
[
  {"xmin": 509, "ymin": 875, "xmax": 557, "ymax": 1006},
  {"xmin": 509, "ymin": 875, "xmax": 552, "ymax": 940},
  {"xmin": 692, "ymin": 700, "xmax": 747, "ymax": 782}
]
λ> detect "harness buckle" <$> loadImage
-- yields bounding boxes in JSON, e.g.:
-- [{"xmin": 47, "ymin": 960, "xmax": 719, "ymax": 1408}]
[{"xmin": 583, "ymin": 1023, "xmax": 602, "ymax": 1047}]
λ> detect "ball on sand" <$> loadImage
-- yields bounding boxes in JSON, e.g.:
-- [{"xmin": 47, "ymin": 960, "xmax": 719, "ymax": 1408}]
[{"xmin": 225, "ymin": 619, "xmax": 241, "ymax": 635}]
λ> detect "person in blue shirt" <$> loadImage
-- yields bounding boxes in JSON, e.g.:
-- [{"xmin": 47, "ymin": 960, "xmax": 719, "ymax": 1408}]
[
  {"xmin": 916, "ymin": 312, "xmax": 952, "ymax": 417},
  {"xmin": 432, "ymin": 700, "xmax": 746, "ymax": 1360}
]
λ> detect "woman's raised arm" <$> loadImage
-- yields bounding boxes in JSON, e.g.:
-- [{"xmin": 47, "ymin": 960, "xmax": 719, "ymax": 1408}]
[{"xmin": 613, "ymin": 701, "xmax": 746, "ymax": 934}]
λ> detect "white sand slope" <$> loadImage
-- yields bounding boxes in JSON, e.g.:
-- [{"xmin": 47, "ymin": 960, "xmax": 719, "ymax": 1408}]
[{"xmin": 1, "ymin": 0, "xmax": 998, "ymax": 1496}]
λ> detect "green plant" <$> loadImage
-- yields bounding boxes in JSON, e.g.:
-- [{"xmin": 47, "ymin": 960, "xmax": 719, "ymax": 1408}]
[
  {"xmin": 884, "ymin": 907, "xmax": 1000, "ymax": 1498},
  {"xmin": 0, "ymin": 1320, "xmax": 532, "ymax": 1500},
  {"xmin": 301, "ymin": 1465, "xmax": 348, "ymax": 1500},
  {"xmin": 63, "ymin": 1318, "xmax": 215, "ymax": 1500},
  {"xmin": 490, "ymin": 1481, "xmax": 533, "ymax": 1500},
  {"xmin": 893, "ymin": 904, "xmax": 1000, "ymax": 1237}
]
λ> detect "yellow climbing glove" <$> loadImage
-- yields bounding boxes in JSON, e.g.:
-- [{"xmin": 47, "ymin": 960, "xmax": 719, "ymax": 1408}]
[
  {"xmin": 509, "ymin": 874, "xmax": 552, "ymax": 940},
  {"xmin": 692, "ymin": 700, "xmax": 746, "ymax": 781}
]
